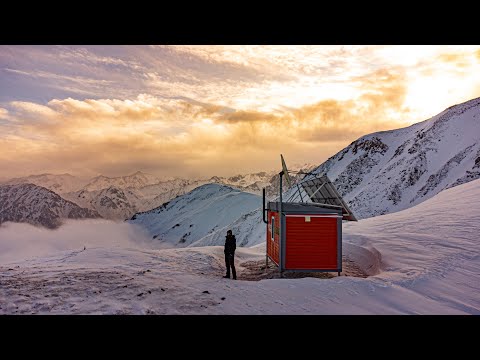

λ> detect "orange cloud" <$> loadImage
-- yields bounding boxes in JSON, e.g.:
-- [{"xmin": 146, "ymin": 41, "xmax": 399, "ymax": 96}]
[
  {"xmin": 0, "ymin": 66, "xmax": 447, "ymax": 178},
  {"xmin": 438, "ymin": 53, "xmax": 471, "ymax": 68},
  {"xmin": 0, "ymin": 108, "xmax": 8, "ymax": 119},
  {"xmin": 217, "ymin": 110, "xmax": 279, "ymax": 123}
]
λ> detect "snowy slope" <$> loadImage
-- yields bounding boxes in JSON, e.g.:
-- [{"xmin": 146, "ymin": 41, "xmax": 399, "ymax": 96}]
[
  {"xmin": 128, "ymin": 184, "xmax": 261, "ymax": 247},
  {"xmin": 4, "ymin": 173, "xmax": 88, "ymax": 194},
  {"xmin": 310, "ymin": 97, "xmax": 480, "ymax": 219},
  {"xmin": 1, "ymin": 179, "xmax": 478, "ymax": 314},
  {"xmin": 0, "ymin": 184, "xmax": 101, "ymax": 229}
]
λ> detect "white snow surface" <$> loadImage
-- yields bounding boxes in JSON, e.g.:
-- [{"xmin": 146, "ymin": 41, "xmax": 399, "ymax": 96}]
[{"xmin": 0, "ymin": 179, "xmax": 479, "ymax": 314}]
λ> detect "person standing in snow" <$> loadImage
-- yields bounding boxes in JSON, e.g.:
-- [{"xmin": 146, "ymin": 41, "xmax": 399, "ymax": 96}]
[{"xmin": 223, "ymin": 229, "xmax": 237, "ymax": 280}]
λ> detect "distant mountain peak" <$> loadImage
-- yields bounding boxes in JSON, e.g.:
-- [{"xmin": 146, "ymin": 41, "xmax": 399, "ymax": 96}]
[
  {"xmin": 4, "ymin": 173, "xmax": 87, "ymax": 194},
  {"xmin": 0, "ymin": 183, "xmax": 101, "ymax": 229},
  {"xmin": 130, "ymin": 170, "xmax": 150, "ymax": 176}
]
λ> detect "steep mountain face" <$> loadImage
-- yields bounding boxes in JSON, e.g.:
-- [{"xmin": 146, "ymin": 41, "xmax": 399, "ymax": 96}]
[
  {"xmin": 311, "ymin": 97, "xmax": 480, "ymax": 219},
  {"xmin": 128, "ymin": 184, "xmax": 261, "ymax": 247},
  {"xmin": 4, "ymin": 174, "xmax": 87, "ymax": 194},
  {"xmin": 82, "ymin": 171, "xmax": 161, "ymax": 192},
  {"xmin": 0, "ymin": 184, "xmax": 101, "ymax": 229}
]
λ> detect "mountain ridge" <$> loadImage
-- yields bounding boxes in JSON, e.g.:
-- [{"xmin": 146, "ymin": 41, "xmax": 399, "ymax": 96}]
[{"xmin": 0, "ymin": 183, "xmax": 101, "ymax": 229}]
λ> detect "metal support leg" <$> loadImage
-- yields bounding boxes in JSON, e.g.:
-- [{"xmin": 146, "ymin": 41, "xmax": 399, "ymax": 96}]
[
  {"xmin": 265, "ymin": 255, "xmax": 268, "ymax": 271},
  {"xmin": 338, "ymin": 271, "xmax": 341, "ymax": 276}
]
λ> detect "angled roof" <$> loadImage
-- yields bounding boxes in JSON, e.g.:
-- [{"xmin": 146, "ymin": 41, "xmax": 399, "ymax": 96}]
[{"xmin": 287, "ymin": 174, "xmax": 357, "ymax": 221}]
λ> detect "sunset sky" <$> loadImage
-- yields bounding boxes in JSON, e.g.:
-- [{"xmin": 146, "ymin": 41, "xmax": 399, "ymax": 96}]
[{"xmin": 1, "ymin": 45, "xmax": 480, "ymax": 179}]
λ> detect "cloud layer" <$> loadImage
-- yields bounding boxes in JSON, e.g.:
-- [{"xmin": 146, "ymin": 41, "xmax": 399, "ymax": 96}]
[{"xmin": 1, "ymin": 45, "xmax": 480, "ymax": 178}]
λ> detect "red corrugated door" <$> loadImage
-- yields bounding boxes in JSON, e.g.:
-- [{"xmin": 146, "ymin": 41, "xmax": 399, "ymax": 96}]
[
  {"xmin": 285, "ymin": 215, "xmax": 338, "ymax": 270},
  {"xmin": 267, "ymin": 211, "xmax": 280, "ymax": 265}
]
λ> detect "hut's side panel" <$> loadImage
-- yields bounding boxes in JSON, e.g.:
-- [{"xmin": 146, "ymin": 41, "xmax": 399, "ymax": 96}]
[
  {"xmin": 267, "ymin": 210, "xmax": 280, "ymax": 265},
  {"xmin": 285, "ymin": 215, "xmax": 338, "ymax": 270}
]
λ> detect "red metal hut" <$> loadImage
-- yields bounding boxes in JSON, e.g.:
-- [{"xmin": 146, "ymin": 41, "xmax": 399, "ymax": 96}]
[{"xmin": 262, "ymin": 157, "xmax": 357, "ymax": 276}]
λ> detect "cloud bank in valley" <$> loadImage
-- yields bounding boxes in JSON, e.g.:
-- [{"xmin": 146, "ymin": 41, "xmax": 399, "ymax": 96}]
[{"xmin": 0, "ymin": 219, "xmax": 161, "ymax": 263}]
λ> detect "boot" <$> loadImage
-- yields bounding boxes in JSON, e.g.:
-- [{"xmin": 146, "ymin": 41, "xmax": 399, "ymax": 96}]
[{"xmin": 223, "ymin": 274, "xmax": 230, "ymax": 278}]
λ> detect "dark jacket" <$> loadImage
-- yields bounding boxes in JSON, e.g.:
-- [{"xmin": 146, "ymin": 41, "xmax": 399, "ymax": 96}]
[{"xmin": 224, "ymin": 235, "xmax": 236, "ymax": 254}]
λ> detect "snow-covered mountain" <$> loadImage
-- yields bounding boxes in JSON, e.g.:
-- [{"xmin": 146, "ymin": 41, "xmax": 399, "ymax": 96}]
[
  {"xmin": 82, "ymin": 171, "xmax": 162, "ymax": 192},
  {"xmin": 0, "ymin": 183, "xmax": 101, "ymax": 229},
  {"xmin": 128, "ymin": 98, "xmax": 480, "ymax": 249},
  {"xmin": 128, "ymin": 184, "xmax": 261, "ymax": 247},
  {"xmin": 4, "ymin": 173, "xmax": 88, "ymax": 194},
  {"xmin": 62, "ymin": 178, "xmax": 211, "ymax": 220},
  {"xmin": 60, "ymin": 169, "xmax": 307, "ymax": 221},
  {"xmin": 310, "ymin": 97, "xmax": 480, "ymax": 219},
  {"xmin": 2, "ymin": 162, "xmax": 315, "ymax": 221},
  {"xmin": 5, "ymin": 98, "xmax": 479, "ymax": 225},
  {"xmin": 62, "ymin": 186, "xmax": 142, "ymax": 221}
]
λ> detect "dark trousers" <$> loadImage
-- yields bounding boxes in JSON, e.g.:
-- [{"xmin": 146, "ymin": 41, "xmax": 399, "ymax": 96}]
[{"xmin": 224, "ymin": 252, "xmax": 236, "ymax": 279}]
